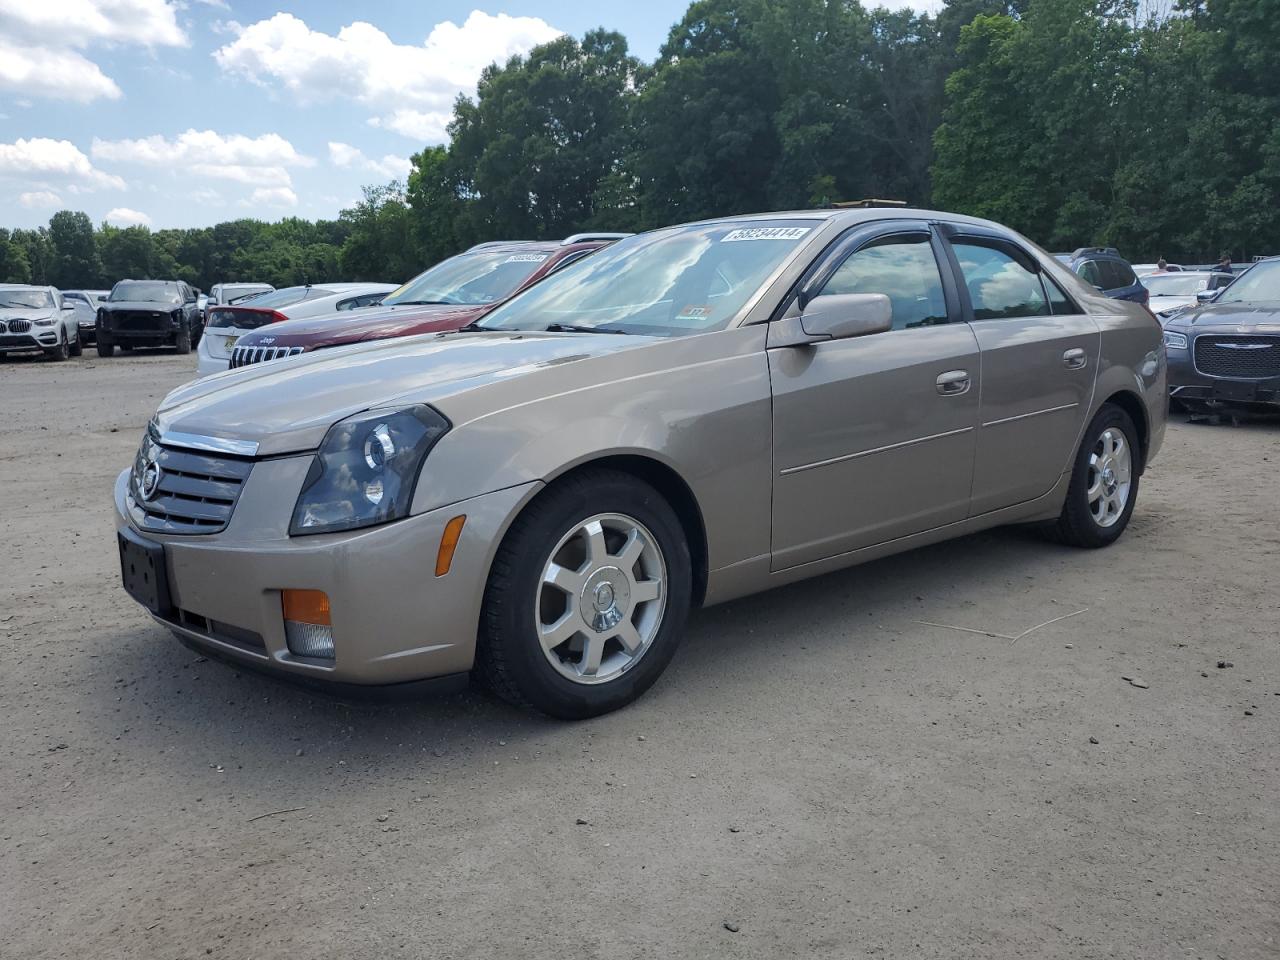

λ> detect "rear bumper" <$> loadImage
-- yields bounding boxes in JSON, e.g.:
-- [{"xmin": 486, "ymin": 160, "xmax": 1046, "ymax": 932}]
[{"xmin": 113, "ymin": 467, "xmax": 540, "ymax": 686}]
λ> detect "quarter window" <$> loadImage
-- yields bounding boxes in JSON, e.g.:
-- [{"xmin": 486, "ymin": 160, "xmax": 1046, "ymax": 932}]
[
  {"xmin": 817, "ymin": 235, "xmax": 948, "ymax": 330},
  {"xmin": 1077, "ymin": 260, "xmax": 1103, "ymax": 287},
  {"xmin": 953, "ymin": 242, "xmax": 1049, "ymax": 320}
]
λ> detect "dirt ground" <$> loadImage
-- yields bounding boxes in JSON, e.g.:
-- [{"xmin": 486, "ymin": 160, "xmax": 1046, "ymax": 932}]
[{"xmin": 1, "ymin": 349, "xmax": 1277, "ymax": 960}]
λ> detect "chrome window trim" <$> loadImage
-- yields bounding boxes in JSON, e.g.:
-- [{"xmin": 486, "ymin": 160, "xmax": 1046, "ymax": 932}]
[{"xmin": 159, "ymin": 430, "xmax": 259, "ymax": 458}]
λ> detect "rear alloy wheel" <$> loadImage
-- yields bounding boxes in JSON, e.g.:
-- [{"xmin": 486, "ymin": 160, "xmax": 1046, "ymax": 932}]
[
  {"xmin": 477, "ymin": 469, "xmax": 692, "ymax": 719},
  {"xmin": 1047, "ymin": 404, "xmax": 1140, "ymax": 548}
]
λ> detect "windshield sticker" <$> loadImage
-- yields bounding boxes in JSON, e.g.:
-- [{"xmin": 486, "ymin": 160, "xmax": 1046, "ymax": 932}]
[
  {"xmin": 505, "ymin": 253, "xmax": 549, "ymax": 263},
  {"xmin": 675, "ymin": 304, "xmax": 713, "ymax": 322},
  {"xmin": 721, "ymin": 227, "xmax": 811, "ymax": 243}
]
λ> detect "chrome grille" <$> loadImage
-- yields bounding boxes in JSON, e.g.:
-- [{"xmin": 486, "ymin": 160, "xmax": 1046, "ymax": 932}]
[
  {"xmin": 3, "ymin": 319, "xmax": 32, "ymax": 333},
  {"xmin": 230, "ymin": 344, "xmax": 305, "ymax": 368},
  {"xmin": 129, "ymin": 435, "xmax": 253, "ymax": 535},
  {"xmin": 1194, "ymin": 335, "xmax": 1280, "ymax": 379}
]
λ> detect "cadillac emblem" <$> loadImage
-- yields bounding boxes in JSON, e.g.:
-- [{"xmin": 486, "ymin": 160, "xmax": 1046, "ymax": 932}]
[{"xmin": 139, "ymin": 459, "xmax": 162, "ymax": 500}]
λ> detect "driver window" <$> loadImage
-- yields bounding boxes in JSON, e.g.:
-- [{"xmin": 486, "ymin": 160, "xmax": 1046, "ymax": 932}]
[{"xmin": 816, "ymin": 235, "xmax": 948, "ymax": 330}]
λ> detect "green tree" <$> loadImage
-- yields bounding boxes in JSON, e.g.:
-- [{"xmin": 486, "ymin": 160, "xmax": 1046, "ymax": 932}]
[
  {"xmin": 47, "ymin": 210, "xmax": 101, "ymax": 288},
  {"xmin": 0, "ymin": 228, "xmax": 32, "ymax": 283},
  {"xmin": 338, "ymin": 183, "xmax": 419, "ymax": 282}
]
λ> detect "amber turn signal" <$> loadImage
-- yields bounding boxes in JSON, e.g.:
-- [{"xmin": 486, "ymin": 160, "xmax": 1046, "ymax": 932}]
[
  {"xmin": 281, "ymin": 589, "xmax": 332, "ymax": 626},
  {"xmin": 435, "ymin": 515, "xmax": 467, "ymax": 577}
]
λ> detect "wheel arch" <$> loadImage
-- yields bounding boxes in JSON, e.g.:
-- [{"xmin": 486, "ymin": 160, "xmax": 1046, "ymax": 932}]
[
  {"xmin": 1098, "ymin": 389, "xmax": 1150, "ymax": 473},
  {"xmin": 535, "ymin": 453, "xmax": 710, "ymax": 609}
]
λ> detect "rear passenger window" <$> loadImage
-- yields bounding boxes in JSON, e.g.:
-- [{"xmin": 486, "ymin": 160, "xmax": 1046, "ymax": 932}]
[
  {"xmin": 1077, "ymin": 260, "xmax": 1103, "ymax": 287},
  {"xmin": 953, "ymin": 242, "xmax": 1048, "ymax": 320},
  {"xmin": 1111, "ymin": 262, "xmax": 1137, "ymax": 288},
  {"xmin": 818, "ymin": 235, "xmax": 948, "ymax": 330}
]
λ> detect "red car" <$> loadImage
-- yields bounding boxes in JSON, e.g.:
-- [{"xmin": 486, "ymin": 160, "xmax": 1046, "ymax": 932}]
[{"xmin": 226, "ymin": 234, "xmax": 627, "ymax": 370}]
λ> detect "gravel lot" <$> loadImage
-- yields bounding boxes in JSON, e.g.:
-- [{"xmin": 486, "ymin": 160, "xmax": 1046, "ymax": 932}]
[{"xmin": 2, "ymin": 350, "xmax": 1278, "ymax": 960}]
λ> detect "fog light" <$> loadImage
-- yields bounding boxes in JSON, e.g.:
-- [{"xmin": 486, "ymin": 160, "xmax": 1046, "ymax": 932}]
[{"xmin": 282, "ymin": 589, "xmax": 335, "ymax": 659}]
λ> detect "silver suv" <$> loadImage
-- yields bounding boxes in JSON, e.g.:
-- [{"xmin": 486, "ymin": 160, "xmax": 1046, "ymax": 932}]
[{"xmin": 114, "ymin": 208, "xmax": 1166, "ymax": 718}]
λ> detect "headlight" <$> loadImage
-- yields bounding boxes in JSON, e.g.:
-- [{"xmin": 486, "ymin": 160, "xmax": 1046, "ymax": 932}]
[
  {"xmin": 289, "ymin": 405, "xmax": 450, "ymax": 536},
  {"xmin": 1163, "ymin": 331, "xmax": 1188, "ymax": 350},
  {"xmin": 34, "ymin": 317, "xmax": 55, "ymax": 327}
]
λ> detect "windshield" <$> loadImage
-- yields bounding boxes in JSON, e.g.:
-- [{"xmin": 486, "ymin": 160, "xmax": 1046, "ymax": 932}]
[
  {"xmin": 0, "ymin": 288, "xmax": 53, "ymax": 309},
  {"xmin": 111, "ymin": 281, "xmax": 178, "ymax": 304},
  {"xmin": 240, "ymin": 287, "xmax": 330, "ymax": 309},
  {"xmin": 382, "ymin": 248, "xmax": 553, "ymax": 307},
  {"xmin": 1217, "ymin": 260, "xmax": 1280, "ymax": 303},
  {"xmin": 477, "ymin": 221, "xmax": 816, "ymax": 336},
  {"xmin": 1144, "ymin": 275, "xmax": 1208, "ymax": 296}
]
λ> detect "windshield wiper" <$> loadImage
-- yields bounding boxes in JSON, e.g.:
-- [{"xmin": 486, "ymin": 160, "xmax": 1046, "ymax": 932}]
[
  {"xmin": 388, "ymin": 299, "xmax": 458, "ymax": 307},
  {"xmin": 544, "ymin": 323, "xmax": 629, "ymax": 335}
]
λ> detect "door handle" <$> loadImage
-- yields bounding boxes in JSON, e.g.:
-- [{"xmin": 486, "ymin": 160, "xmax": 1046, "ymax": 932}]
[
  {"xmin": 1063, "ymin": 347, "xmax": 1088, "ymax": 370},
  {"xmin": 936, "ymin": 369, "xmax": 971, "ymax": 396}
]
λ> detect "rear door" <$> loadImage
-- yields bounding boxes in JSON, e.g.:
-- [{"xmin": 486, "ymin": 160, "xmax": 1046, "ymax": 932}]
[
  {"xmin": 938, "ymin": 226, "xmax": 1100, "ymax": 515},
  {"xmin": 768, "ymin": 220, "xmax": 980, "ymax": 570}
]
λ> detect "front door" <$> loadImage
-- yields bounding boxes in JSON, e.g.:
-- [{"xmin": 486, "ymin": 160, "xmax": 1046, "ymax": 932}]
[
  {"xmin": 940, "ymin": 230, "xmax": 1100, "ymax": 515},
  {"xmin": 769, "ymin": 224, "xmax": 980, "ymax": 571}
]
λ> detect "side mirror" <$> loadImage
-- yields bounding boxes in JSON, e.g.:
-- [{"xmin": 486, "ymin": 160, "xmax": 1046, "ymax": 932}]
[
  {"xmin": 1195, "ymin": 289, "xmax": 1216, "ymax": 303},
  {"xmin": 799, "ymin": 293, "xmax": 893, "ymax": 341}
]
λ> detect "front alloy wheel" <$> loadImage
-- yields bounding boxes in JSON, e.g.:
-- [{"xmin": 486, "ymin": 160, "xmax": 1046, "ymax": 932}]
[
  {"xmin": 537, "ymin": 513, "xmax": 667, "ymax": 684},
  {"xmin": 477, "ymin": 468, "xmax": 692, "ymax": 719}
]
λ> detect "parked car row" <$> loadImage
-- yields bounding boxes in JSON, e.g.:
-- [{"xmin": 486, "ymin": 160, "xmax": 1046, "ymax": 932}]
[{"xmin": 114, "ymin": 206, "xmax": 1169, "ymax": 719}]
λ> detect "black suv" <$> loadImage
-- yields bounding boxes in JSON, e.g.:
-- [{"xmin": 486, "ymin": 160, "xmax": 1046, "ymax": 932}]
[
  {"xmin": 97, "ymin": 280, "xmax": 203, "ymax": 357},
  {"xmin": 1054, "ymin": 247, "xmax": 1149, "ymax": 306}
]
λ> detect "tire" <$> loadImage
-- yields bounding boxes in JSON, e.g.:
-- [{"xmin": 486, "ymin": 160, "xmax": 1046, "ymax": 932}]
[
  {"xmin": 174, "ymin": 325, "xmax": 192, "ymax": 354},
  {"xmin": 1046, "ymin": 404, "xmax": 1140, "ymax": 548},
  {"xmin": 96, "ymin": 337, "xmax": 115, "ymax": 357},
  {"xmin": 44, "ymin": 332, "xmax": 69, "ymax": 362},
  {"xmin": 69, "ymin": 329, "xmax": 82, "ymax": 357},
  {"xmin": 475, "ymin": 468, "xmax": 693, "ymax": 719}
]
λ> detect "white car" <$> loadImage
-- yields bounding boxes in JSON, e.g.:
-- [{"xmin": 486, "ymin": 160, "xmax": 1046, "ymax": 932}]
[
  {"xmin": 1144, "ymin": 271, "xmax": 1236, "ymax": 320},
  {"xmin": 196, "ymin": 282, "xmax": 396, "ymax": 377},
  {"xmin": 0, "ymin": 284, "xmax": 81, "ymax": 360},
  {"xmin": 208, "ymin": 282, "xmax": 273, "ymax": 310}
]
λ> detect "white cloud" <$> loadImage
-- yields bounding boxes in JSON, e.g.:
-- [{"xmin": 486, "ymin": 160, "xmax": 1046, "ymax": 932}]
[
  {"xmin": 92, "ymin": 129, "xmax": 311, "ymax": 189},
  {"xmin": 246, "ymin": 186, "xmax": 297, "ymax": 208},
  {"xmin": 327, "ymin": 141, "xmax": 410, "ymax": 180},
  {"xmin": 190, "ymin": 187, "xmax": 223, "ymax": 204},
  {"xmin": 368, "ymin": 109, "xmax": 452, "ymax": 143},
  {"xmin": 19, "ymin": 190, "xmax": 62, "ymax": 208},
  {"xmin": 104, "ymin": 207, "xmax": 153, "ymax": 226},
  {"xmin": 0, "ymin": 137, "xmax": 126, "ymax": 190},
  {"xmin": 214, "ymin": 11, "xmax": 561, "ymax": 141},
  {"xmin": 0, "ymin": 0, "xmax": 187, "ymax": 47},
  {"xmin": 0, "ymin": 38, "xmax": 122, "ymax": 102},
  {"xmin": 0, "ymin": 0, "xmax": 187, "ymax": 102}
]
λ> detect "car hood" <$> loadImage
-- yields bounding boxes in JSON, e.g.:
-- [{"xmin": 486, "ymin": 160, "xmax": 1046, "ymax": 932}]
[
  {"xmin": 238, "ymin": 303, "xmax": 481, "ymax": 346},
  {"xmin": 156, "ymin": 330, "xmax": 650, "ymax": 456},
  {"xmin": 0, "ymin": 307, "xmax": 54, "ymax": 321},
  {"xmin": 102, "ymin": 300, "xmax": 179, "ymax": 312},
  {"xmin": 1164, "ymin": 301, "xmax": 1280, "ymax": 332}
]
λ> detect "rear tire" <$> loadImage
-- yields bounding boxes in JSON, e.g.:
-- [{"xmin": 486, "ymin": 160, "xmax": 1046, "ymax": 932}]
[
  {"xmin": 174, "ymin": 326, "xmax": 192, "ymax": 354},
  {"xmin": 1045, "ymin": 404, "xmax": 1140, "ymax": 548},
  {"xmin": 475, "ymin": 468, "xmax": 692, "ymax": 719}
]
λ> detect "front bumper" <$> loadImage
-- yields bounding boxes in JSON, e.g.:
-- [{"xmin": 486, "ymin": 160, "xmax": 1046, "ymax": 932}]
[
  {"xmin": 1167, "ymin": 346, "xmax": 1280, "ymax": 409},
  {"xmin": 113, "ymin": 465, "xmax": 540, "ymax": 687},
  {"xmin": 78, "ymin": 322, "xmax": 97, "ymax": 344}
]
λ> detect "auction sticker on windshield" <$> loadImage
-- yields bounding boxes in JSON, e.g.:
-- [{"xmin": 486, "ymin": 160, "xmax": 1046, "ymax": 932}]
[
  {"xmin": 505, "ymin": 253, "xmax": 549, "ymax": 263},
  {"xmin": 721, "ymin": 227, "xmax": 811, "ymax": 242}
]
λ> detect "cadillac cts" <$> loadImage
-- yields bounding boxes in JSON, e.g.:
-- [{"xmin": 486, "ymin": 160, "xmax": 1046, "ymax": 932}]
[{"xmin": 114, "ymin": 209, "xmax": 1166, "ymax": 718}]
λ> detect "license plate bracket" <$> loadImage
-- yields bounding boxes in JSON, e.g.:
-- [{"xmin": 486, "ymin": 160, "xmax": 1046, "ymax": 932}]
[
  {"xmin": 118, "ymin": 528, "xmax": 173, "ymax": 616},
  {"xmin": 1212, "ymin": 380, "xmax": 1258, "ymax": 402}
]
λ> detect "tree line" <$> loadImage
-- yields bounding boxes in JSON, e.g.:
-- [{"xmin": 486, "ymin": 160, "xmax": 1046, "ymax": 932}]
[{"xmin": 3, "ymin": 0, "xmax": 1275, "ymax": 291}]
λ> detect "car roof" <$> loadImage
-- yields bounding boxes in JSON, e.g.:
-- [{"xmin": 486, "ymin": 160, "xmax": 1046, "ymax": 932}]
[{"xmin": 0, "ymin": 283, "xmax": 51, "ymax": 291}]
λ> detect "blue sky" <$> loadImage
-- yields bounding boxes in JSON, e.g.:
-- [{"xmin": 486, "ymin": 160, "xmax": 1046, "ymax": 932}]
[{"xmin": 0, "ymin": 1, "xmax": 935, "ymax": 230}]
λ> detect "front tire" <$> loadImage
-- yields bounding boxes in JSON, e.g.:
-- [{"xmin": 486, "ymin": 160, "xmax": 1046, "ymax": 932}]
[
  {"xmin": 476, "ymin": 468, "xmax": 692, "ymax": 719},
  {"xmin": 174, "ymin": 325, "xmax": 192, "ymax": 354},
  {"xmin": 1046, "ymin": 404, "xmax": 1140, "ymax": 548},
  {"xmin": 69, "ymin": 329, "xmax": 82, "ymax": 357},
  {"xmin": 45, "ymin": 332, "xmax": 69, "ymax": 362}
]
